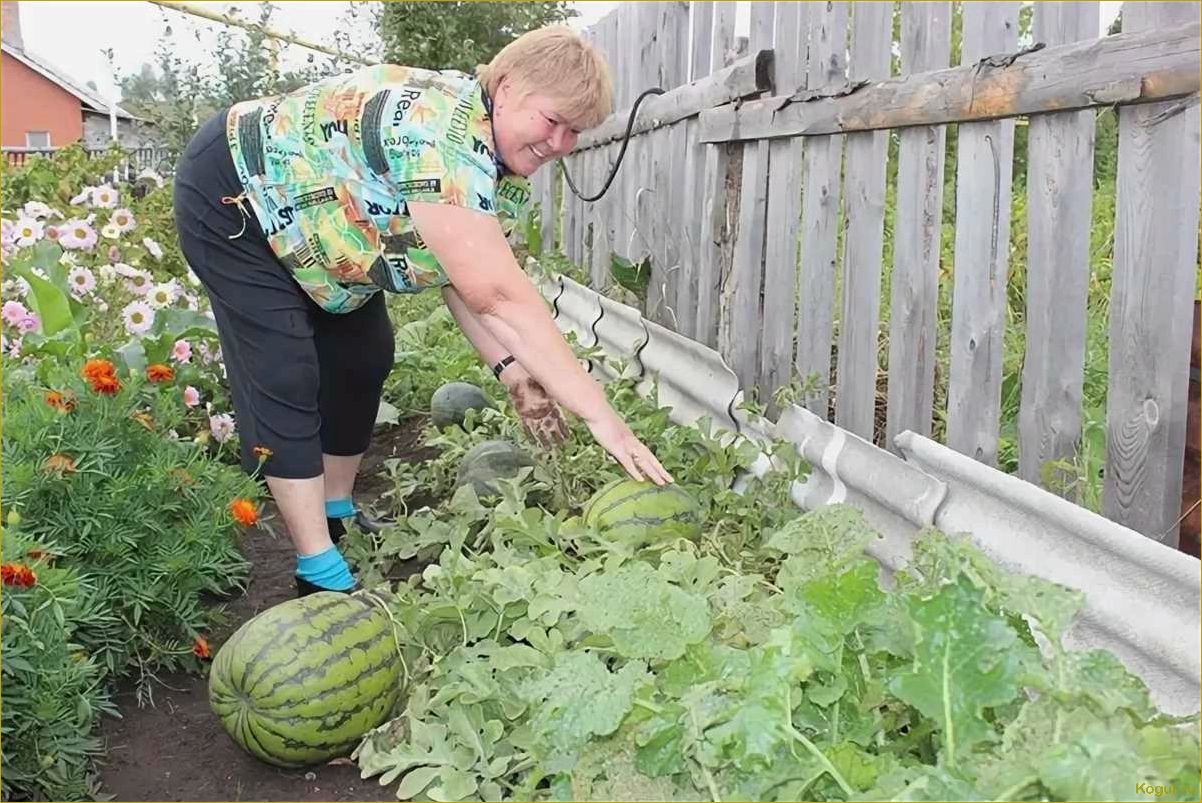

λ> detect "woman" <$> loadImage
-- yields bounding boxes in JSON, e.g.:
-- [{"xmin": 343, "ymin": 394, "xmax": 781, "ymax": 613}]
[{"xmin": 173, "ymin": 26, "xmax": 672, "ymax": 597}]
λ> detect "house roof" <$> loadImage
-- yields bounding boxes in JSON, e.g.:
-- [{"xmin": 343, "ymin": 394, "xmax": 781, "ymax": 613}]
[{"xmin": 1, "ymin": 41, "xmax": 138, "ymax": 120}]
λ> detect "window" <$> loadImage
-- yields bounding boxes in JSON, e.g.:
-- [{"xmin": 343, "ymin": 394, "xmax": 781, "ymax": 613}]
[{"xmin": 25, "ymin": 131, "xmax": 50, "ymax": 148}]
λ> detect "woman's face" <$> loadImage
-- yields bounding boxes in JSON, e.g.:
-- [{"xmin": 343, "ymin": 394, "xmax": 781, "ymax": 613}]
[{"xmin": 491, "ymin": 79, "xmax": 581, "ymax": 177}]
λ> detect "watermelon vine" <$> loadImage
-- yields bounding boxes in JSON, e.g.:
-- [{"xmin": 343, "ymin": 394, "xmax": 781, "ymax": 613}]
[{"xmin": 334, "ymin": 271, "xmax": 1202, "ymax": 802}]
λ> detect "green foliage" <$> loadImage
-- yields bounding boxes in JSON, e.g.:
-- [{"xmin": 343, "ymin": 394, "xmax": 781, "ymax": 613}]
[
  {"xmin": 347, "ymin": 268, "xmax": 1199, "ymax": 801},
  {"xmin": 0, "ymin": 144, "xmax": 126, "ymax": 212},
  {"xmin": 0, "ymin": 529, "xmax": 117, "ymax": 802},
  {"xmin": 1, "ymin": 365, "xmax": 259, "ymax": 692},
  {"xmin": 115, "ymin": 2, "xmax": 371, "ymax": 158},
  {"xmin": 376, "ymin": 2, "xmax": 576, "ymax": 73}
]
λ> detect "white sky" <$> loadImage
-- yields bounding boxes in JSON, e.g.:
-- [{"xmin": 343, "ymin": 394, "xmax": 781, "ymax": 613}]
[{"xmin": 19, "ymin": 1, "xmax": 1120, "ymax": 103}]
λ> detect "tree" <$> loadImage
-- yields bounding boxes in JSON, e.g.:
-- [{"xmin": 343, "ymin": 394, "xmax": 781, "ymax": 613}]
[
  {"xmin": 115, "ymin": 2, "xmax": 368, "ymax": 158},
  {"xmin": 376, "ymin": 2, "xmax": 576, "ymax": 74}
]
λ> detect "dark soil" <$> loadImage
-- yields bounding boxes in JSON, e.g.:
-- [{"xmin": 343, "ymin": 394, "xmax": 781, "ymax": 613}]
[{"xmin": 97, "ymin": 418, "xmax": 435, "ymax": 802}]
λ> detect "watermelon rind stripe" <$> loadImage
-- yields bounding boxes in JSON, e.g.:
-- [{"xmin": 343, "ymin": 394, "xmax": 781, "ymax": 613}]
[
  {"xmin": 247, "ymin": 654, "xmax": 399, "ymax": 723},
  {"xmin": 235, "ymin": 595, "xmax": 358, "ymax": 690},
  {"xmin": 242, "ymin": 603, "xmax": 380, "ymax": 694},
  {"xmin": 247, "ymin": 620, "xmax": 394, "ymax": 702},
  {"xmin": 587, "ymin": 483, "xmax": 697, "ymax": 524}
]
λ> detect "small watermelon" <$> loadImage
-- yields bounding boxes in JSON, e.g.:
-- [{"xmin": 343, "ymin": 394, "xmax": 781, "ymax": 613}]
[
  {"xmin": 430, "ymin": 382, "xmax": 493, "ymax": 429},
  {"xmin": 455, "ymin": 439, "xmax": 537, "ymax": 498},
  {"xmin": 582, "ymin": 479, "xmax": 703, "ymax": 547},
  {"xmin": 209, "ymin": 592, "xmax": 403, "ymax": 768}
]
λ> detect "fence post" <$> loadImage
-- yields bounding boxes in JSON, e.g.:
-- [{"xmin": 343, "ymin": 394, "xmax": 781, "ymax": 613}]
[{"xmin": 1104, "ymin": 1, "xmax": 1202, "ymax": 547}]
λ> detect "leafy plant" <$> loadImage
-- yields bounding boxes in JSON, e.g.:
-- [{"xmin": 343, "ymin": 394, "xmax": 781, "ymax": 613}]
[
  {"xmin": 0, "ymin": 527, "xmax": 116, "ymax": 802},
  {"xmin": 346, "ymin": 262, "xmax": 1200, "ymax": 802},
  {"xmin": 376, "ymin": 1, "xmax": 576, "ymax": 74},
  {"xmin": 1, "ymin": 364, "xmax": 260, "ymax": 693}
]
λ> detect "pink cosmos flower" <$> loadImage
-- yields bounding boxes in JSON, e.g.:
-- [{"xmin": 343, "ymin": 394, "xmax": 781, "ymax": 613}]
[{"xmin": 182, "ymin": 385, "xmax": 201, "ymax": 407}]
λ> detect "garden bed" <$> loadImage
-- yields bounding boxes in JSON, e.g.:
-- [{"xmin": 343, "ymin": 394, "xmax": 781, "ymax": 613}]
[{"xmin": 97, "ymin": 418, "xmax": 432, "ymax": 803}]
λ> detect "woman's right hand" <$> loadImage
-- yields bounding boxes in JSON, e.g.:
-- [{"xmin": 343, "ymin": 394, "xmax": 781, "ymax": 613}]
[{"xmin": 585, "ymin": 409, "xmax": 674, "ymax": 485}]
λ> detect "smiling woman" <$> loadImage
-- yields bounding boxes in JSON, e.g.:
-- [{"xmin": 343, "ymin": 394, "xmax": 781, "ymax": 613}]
[{"xmin": 170, "ymin": 24, "xmax": 670, "ymax": 601}]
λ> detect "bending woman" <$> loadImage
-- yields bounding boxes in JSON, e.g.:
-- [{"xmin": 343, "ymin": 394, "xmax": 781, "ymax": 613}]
[{"xmin": 173, "ymin": 26, "xmax": 671, "ymax": 597}]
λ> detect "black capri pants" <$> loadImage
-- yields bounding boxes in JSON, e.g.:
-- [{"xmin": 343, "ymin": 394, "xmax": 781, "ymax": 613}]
[{"xmin": 173, "ymin": 109, "xmax": 395, "ymax": 479}]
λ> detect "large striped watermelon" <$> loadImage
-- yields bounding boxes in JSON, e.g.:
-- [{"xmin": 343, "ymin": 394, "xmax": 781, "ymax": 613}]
[
  {"xmin": 582, "ymin": 479, "xmax": 704, "ymax": 547},
  {"xmin": 208, "ymin": 592, "xmax": 403, "ymax": 768}
]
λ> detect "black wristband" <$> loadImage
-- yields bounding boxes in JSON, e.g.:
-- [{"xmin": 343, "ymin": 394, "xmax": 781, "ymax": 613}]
[{"xmin": 492, "ymin": 355, "xmax": 516, "ymax": 379}]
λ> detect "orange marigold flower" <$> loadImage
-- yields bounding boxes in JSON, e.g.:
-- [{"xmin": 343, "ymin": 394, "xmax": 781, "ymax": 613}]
[
  {"xmin": 1, "ymin": 563, "xmax": 37, "ymax": 588},
  {"xmin": 192, "ymin": 635, "xmax": 211, "ymax": 660},
  {"xmin": 44, "ymin": 390, "xmax": 76, "ymax": 412},
  {"xmin": 252, "ymin": 445, "xmax": 273, "ymax": 460},
  {"xmin": 41, "ymin": 453, "xmax": 77, "ymax": 475},
  {"xmin": 81, "ymin": 358, "xmax": 116, "ymax": 382},
  {"xmin": 229, "ymin": 498, "xmax": 259, "ymax": 527},
  {"xmin": 90, "ymin": 373, "xmax": 121, "ymax": 395},
  {"xmin": 146, "ymin": 363, "xmax": 174, "ymax": 383}
]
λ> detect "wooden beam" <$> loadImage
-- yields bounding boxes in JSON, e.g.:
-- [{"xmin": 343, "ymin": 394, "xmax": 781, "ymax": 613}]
[
  {"xmin": 1103, "ymin": 2, "xmax": 1202, "ymax": 546},
  {"xmin": 576, "ymin": 49, "xmax": 773, "ymax": 151},
  {"xmin": 699, "ymin": 23, "xmax": 1199, "ymax": 143}
]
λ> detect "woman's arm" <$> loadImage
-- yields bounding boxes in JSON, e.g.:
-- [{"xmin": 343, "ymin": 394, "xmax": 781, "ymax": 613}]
[
  {"xmin": 443, "ymin": 284, "xmax": 569, "ymax": 446},
  {"xmin": 441, "ymin": 284, "xmax": 510, "ymax": 369},
  {"xmin": 411, "ymin": 201, "xmax": 672, "ymax": 485}
]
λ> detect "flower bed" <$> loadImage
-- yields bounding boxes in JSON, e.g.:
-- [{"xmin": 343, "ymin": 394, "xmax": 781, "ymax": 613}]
[{"xmin": 1, "ymin": 145, "xmax": 264, "ymax": 800}]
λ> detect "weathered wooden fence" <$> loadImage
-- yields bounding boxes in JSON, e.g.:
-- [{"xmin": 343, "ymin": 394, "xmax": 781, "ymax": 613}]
[
  {"xmin": 532, "ymin": 0, "xmax": 1201, "ymax": 548},
  {"xmin": 1, "ymin": 145, "xmax": 174, "ymax": 176}
]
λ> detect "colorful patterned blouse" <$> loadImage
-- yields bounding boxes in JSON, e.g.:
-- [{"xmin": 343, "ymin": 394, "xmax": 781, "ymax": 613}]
[{"xmin": 224, "ymin": 65, "xmax": 531, "ymax": 313}]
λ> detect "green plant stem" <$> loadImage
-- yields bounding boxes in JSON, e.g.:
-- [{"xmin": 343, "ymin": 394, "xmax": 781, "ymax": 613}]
[
  {"xmin": 633, "ymin": 698, "xmax": 666, "ymax": 715},
  {"xmin": 996, "ymin": 776, "xmax": 1039, "ymax": 801},
  {"xmin": 701, "ymin": 764, "xmax": 722, "ymax": 803},
  {"xmin": 785, "ymin": 724, "xmax": 854, "ymax": 798}
]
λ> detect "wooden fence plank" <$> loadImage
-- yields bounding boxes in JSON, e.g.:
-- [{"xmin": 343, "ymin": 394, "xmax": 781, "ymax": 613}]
[
  {"xmin": 757, "ymin": 1, "xmax": 809, "ymax": 401},
  {"xmin": 647, "ymin": 2, "xmax": 690, "ymax": 327},
  {"xmin": 631, "ymin": 1, "xmax": 662, "ymax": 278},
  {"xmin": 694, "ymin": 1, "xmax": 738, "ymax": 347},
  {"xmin": 794, "ymin": 0, "xmax": 849, "ymax": 416},
  {"xmin": 834, "ymin": 0, "xmax": 894, "ymax": 440},
  {"xmin": 1017, "ymin": 1, "xmax": 1100, "ymax": 490},
  {"xmin": 1104, "ymin": 1, "xmax": 1202, "ymax": 546},
  {"xmin": 690, "ymin": 0, "xmax": 714, "ymax": 83},
  {"xmin": 885, "ymin": 1, "xmax": 952, "ymax": 450},
  {"xmin": 698, "ymin": 23, "xmax": 1200, "ymax": 142},
  {"xmin": 719, "ymin": 0, "xmax": 774, "ymax": 390},
  {"xmin": 614, "ymin": 3, "xmax": 640, "ymax": 264},
  {"xmin": 595, "ymin": 11, "xmax": 620, "ymax": 289},
  {"xmin": 675, "ymin": 1, "xmax": 716, "ymax": 339},
  {"xmin": 945, "ymin": 1, "xmax": 1020, "ymax": 465},
  {"xmin": 577, "ymin": 52, "xmax": 770, "ymax": 149}
]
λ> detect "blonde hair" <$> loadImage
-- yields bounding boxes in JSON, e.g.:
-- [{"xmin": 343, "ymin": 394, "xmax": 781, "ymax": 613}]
[{"xmin": 477, "ymin": 25, "xmax": 614, "ymax": 130}]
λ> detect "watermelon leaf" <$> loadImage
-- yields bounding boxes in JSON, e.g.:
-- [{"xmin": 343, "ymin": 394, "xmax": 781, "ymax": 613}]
[
  {"xmin": 887, "ymin": 576, "xmax": 1031, "ymax": 767},
  {"xmin": 577, "ymin": 564, "xmax": 710, "ymax": 661}
]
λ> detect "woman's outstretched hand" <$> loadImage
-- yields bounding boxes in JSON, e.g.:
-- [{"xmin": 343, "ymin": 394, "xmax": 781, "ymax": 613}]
[{"xmin": 584, "ymin": 410, "xmax": 674, "ymax": 485}]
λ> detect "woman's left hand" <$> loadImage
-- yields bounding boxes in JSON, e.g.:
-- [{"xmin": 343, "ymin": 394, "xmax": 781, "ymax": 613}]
[{"xmin": 502, "ymin": 365, "xmax": 569, "ymax": 448}]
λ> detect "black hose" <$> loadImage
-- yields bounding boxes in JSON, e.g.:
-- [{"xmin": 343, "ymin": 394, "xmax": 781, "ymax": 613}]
[{"xmin": 561, "ymin": 86, "xmax": 665, "ymax": 202}]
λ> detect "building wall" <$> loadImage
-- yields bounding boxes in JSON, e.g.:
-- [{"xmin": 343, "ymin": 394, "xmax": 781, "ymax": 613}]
[{"xmin": 0, "ymin": 50, "xmax": 82, "ymax": 147}]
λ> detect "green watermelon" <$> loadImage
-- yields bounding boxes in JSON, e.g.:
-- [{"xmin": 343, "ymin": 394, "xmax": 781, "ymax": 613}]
[
  {"xmin": 582, "ymin": 479, "xmax": 703, "ymax": 547},
  {"xmin": 455, "ymin": 439, "xmax": 537, "ymax": 499},
  {"xmin": 430, "ymin": 382, "xmax": 493, "ymax": 429},
  {"xmin": 208, "ymin": 592, "xmax": 403, "ymax": 768}
]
